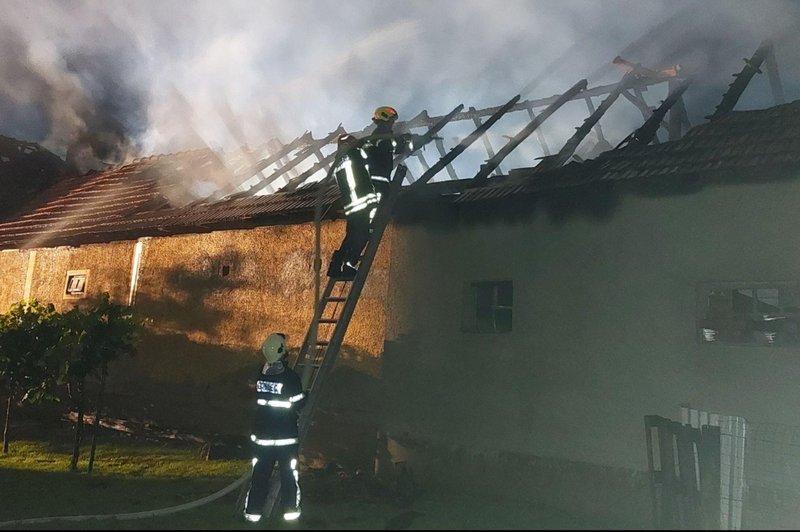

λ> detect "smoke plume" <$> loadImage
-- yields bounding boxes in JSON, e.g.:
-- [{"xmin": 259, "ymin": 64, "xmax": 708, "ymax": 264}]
[{"xmin": 0, "ymin": 0, "xmax": 797, "ymax": 185}]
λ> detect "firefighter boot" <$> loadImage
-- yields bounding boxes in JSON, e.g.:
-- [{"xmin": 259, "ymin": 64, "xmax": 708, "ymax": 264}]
[
  {"xmin": 327, "ymin": 250, "xmax": 343, "ymax": 278},
  {"xmin": 340, "ymin": 261, "xmax": 358, "ymax": 280}
]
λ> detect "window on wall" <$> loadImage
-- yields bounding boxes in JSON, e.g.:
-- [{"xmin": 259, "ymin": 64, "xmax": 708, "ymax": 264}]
[
  {"xmin": 462, "ymin": 280, "xmax": 513, "ymax": 333},
  {"xmin": 696, "ymin": 281, "xmax": 800, "ymax": 346},
  {"xmin": 64, "ymin": 270, "xmax": 89, "ymax": 300}
]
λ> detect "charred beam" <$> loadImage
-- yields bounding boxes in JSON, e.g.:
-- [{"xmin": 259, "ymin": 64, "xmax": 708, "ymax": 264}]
[
  {"xmin": 215, "ymin": 132, "xmax": 313, "ymax": 200},
  {"xmin": 583, "ymin": 96, "xmax": 607, "ymax": 144},
  {"xmin": 621, "ymin": 89, "xmax": 654, "ymax": 120},
  {"xmin": 406, "ymin": 76, "xmax": 665, "ymax": 128},
  {"xmin": 764, "ymin": 42, "xmax": 785, "ymax": 105},
  {"xmin": 276, "ymin": 150, "xmax": 338, "ymax": 193},
  {"xmin": 233, "ymin": 78, "xmax": 674, "ymax": 198},
  {"xmin": 707, "ymin": 40, "xmax": 773, "ymax": 120},
  {"xmin": 537, "ymin": 74, "xmax": 635, "ymax": 171},
  {"xmin": 409, "ymin": 95, "xmax": 521, "ymax": 188},
  {"xmin": 470, "ymin": 107, "xmax": 502, "ymax": 176},
  {"xmin": 283, "ymin": 105, "xmax": 465, "ymax": 193},
  {"xmin": 416, "ymin": 152, "xmax": 431, "ymax": 172},
  {"xmin": 617, "ymin": 77, "xmax": 692, "ymax": 149},
  {"xmin": 620, "ymin": 88, "xmax": 666, "ymax": 142},
  {"xmin": 435, "ymin": 138, "xmax": 458, "ymax": 180},
  {"xmin": 232, "ymin": 78, "xmax": 674, "ymax": 198},
  {"xmin": 243, "ymin": 131, "xmax": 313, "ymax": 182},
  {"xmin": 245, "ymin": 127, "xmax": 346, "ymax": 196},
  {"xmin": 395, "ymin": 104, "xmax": 464, "ymax": 167},
  {"xmin": 667, "ymin": 79, "xmax": 687, "ymax": 141},
  {"xmin": 473, "ymin": 79, "xmax": 587, "ymax": 182},
  {"xmin": 526, "ymin": 108, "xmax": 551, "ymax": 155}
]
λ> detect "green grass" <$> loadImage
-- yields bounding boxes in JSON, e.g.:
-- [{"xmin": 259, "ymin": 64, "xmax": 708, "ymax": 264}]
[
  {"xmin": 0, "ymin": 439, "xmax": 248, "ymax": 478},
  {"xmin": 0, "ymin": 431, "xmax": 608, "ymax": 530},
  {"xmin": 0, "ymin": 432, "xmax": 418, "ymax": 530},
  {"xmin": 0, "ymin": 435, "xmax": 251, "ymax": 529}
]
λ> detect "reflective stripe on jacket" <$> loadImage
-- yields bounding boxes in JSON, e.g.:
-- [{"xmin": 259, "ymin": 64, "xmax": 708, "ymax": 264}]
[
  {"xmin": 334, "ymin": 149, "xmax": 379, "ymax": 216},
  {"xmin": 252, "ymin": 362, "xmax": 306, "ymax": 441}
]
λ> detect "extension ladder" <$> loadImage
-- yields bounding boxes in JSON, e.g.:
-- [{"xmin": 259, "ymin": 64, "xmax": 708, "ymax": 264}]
[{"xmin": 249, "ymin": 92, "xmax": 524, "ymax": 519}]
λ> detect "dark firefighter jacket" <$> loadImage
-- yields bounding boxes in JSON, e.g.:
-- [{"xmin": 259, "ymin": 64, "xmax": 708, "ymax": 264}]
[
  {"xmin": 362, "ymin": 132, "xmax": 415, "ymax": 178},
  {"xmin": 334, "ymin": 143, "xmax": 379, "ymax": 217},
  {"xmin": 252, "ymin": 361, "xmax": 306, "ymax": 443}
]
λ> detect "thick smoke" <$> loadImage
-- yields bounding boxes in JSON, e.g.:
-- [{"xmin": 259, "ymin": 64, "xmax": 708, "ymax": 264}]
[
  {"xmin": 0, "ymin": 0, "xmax": 797, "ymax": 184},
  {"xmin": 0, "ymin": 9, "xmax": 147, "ymax": 174}
]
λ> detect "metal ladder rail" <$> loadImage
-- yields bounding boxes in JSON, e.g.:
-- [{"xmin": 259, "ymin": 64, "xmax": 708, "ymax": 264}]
[
  {"xmin": 259, "ymin": 164, "xmax": 407, "ymax": 520},
  {"xmin": 287, "ymin": 102, "xmax": 465, "ymax": 384},
  {"xmin": 294, "ymin": 163, "xmax": 407, "ymax": 438},
  {"xmin": 290, "ymin": 103, "xmax": 465, "ymax": 386},
  {"xmin": 293, "ymin": 276, "xmax": 350, "ymax": 391},
  {"xmin": 257, "ymin": 104, "xmax": 466, "ymax": 520},
  {"xmin": 261, "ymin": 96, "xmax": 519, "ymax": 517}
]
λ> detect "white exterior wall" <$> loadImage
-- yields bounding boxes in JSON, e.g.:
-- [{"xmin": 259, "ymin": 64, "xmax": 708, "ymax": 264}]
[{"xmin": 384, "ymin": 173, "xmax": 800, "ymax": 471}]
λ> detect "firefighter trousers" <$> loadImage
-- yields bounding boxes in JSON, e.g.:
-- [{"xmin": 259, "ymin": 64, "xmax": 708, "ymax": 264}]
[
  {"xmin": 244, "ymin": 443, "xmax": 301, "ymax": 519},
  {"xmin": 337, "ymin": 209, "xmax": 372, "ymax": 269}
]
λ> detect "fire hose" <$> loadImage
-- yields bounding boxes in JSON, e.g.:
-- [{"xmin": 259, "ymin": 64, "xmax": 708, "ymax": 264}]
[{"xmin": 0, "ymin": 471, "xmax": 250, "ymax": 528}]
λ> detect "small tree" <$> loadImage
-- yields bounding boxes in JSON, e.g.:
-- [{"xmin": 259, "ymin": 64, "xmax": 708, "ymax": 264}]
[
  {"xmin": 60, "ymin": 293, "xmax": 139, "ymax": 472},
  {"xmin": 0, "ymin": 300, "xmax": 61, "ymax": 454}
]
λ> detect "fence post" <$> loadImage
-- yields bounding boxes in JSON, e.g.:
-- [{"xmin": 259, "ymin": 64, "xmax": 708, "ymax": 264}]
[
  {"xmin": 699, "ymin": 424, "xmax": 721, "ymax": 529},
  {"xmin": 646, "ymin": 414, "xmax": 722, "ymax": 530}
]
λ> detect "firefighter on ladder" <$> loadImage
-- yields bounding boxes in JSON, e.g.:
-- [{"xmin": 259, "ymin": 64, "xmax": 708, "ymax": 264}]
[
  {"xmin": 361, "ymin": 106, "xmax": 416, "ymax": 202},
  {"xmin": 327, "ymin": 106, "xmax": 418, "ymax": 280},
  {"xmin": 327, "ymin": 132, "xmax": 379, "ymax": 280},
  {"xmin": 243, "ymin": 332, "xmax": 307, "ymax": 523}
]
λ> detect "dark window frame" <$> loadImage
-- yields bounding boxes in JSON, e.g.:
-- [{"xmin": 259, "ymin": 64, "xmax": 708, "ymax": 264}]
[
  {"xmin": 462, "ymin": 280, "xmax": 513, "ymax": 333},
  {"xmin": 696, "ymin": 281, "xmax": 800, "ymax": 346},
  {"xmin": 64, "ymin": 269, "xmax": 89, "ymax": 300}
]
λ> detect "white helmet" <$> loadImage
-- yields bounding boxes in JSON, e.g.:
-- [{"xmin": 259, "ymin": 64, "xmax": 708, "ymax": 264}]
[{"xmin": 261, "ymin": 333, "xmax": 287, "ymax": 364}]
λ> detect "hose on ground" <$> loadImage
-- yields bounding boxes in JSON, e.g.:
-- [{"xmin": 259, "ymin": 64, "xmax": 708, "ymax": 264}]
[{"xmin": 0, "ymin": 470, "xmax": 249, "ymax": 528}]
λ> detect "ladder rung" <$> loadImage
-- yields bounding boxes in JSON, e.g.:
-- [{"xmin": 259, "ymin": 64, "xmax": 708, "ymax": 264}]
[
  {"xmin": 316, "ymin": 340, "xmax": 329, "ymax": 346},
  {"xmin": 318, "ymin": 318, "xmax": 338, "ymax": 324},
  {"xmin": 325, "ymin": 297, "xmax": 346, "ymax": 303}
]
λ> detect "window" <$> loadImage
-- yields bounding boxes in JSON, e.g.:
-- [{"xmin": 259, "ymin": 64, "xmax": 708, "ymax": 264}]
[
  {"xmin": 697, "ymin": 281, "xmax": 800, "ymax": 346},
  {"xmin": 64, "ymin": 270, "xmax": 89, "ymax": 299},
  {"xmin": 462, "ymin": 280, "xmax": 513, "ymax": 333}
]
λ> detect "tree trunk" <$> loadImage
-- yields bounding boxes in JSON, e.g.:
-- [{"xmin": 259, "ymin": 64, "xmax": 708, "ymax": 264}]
[
  {"xmin": 87, "ymin": 370, "xmax": 106, "ymax": 474},
  {"xmin": 2, "ymin": 396, "xmax": 11, "ymax": 454},
  {"xmin": 69, "ymin": 382, "xmax": 85, "ymax": 472}
]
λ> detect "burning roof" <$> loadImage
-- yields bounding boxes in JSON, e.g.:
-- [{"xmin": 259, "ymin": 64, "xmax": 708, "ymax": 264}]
[
  {"xmin": 0, "ymin": 135, "xmax": 70, "ymax": 221},
  {"xmin": 0, "ymin": 41, "xmax": 792, "ymax": 251}
]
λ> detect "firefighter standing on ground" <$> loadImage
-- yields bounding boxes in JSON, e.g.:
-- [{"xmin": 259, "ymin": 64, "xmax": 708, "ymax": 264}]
[
  {"xmin": 244, "ymin": 332, "xmax": 307, "ymax": 523},
  {"xmin": 328, "ymin": 106, "xmax": 418, "ymax": 279}
]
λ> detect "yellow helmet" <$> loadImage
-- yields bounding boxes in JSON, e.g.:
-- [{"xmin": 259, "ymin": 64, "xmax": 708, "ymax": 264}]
[
  {"xmin": 373, "ymin": 106, "xmax": 398, "ymax": 123},
  {"xmin": 261, "ymin": 332, "xmax": 287, "ymax": 364}
]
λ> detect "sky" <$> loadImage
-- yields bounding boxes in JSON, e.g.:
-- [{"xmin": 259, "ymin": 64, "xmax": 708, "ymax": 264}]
[{"xmin": 1, "ymin": 0, "xmax": 798, "ymax": 180}]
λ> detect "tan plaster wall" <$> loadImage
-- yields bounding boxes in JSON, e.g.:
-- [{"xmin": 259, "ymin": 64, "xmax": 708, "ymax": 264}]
[
  {"xmin": 133, "ymin": 219, "xmax": 390, "ymax": 360},
  {"xmin": 3, "ymin": 219, "xmax": 393, "ymax": 434},
  {"xmin": 25, "ymin": 241, "xmax": 135, "ymax": 311},
  {"xmin": 0, "ymin": 249, "xmax": 29, "ymax": 311}
]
